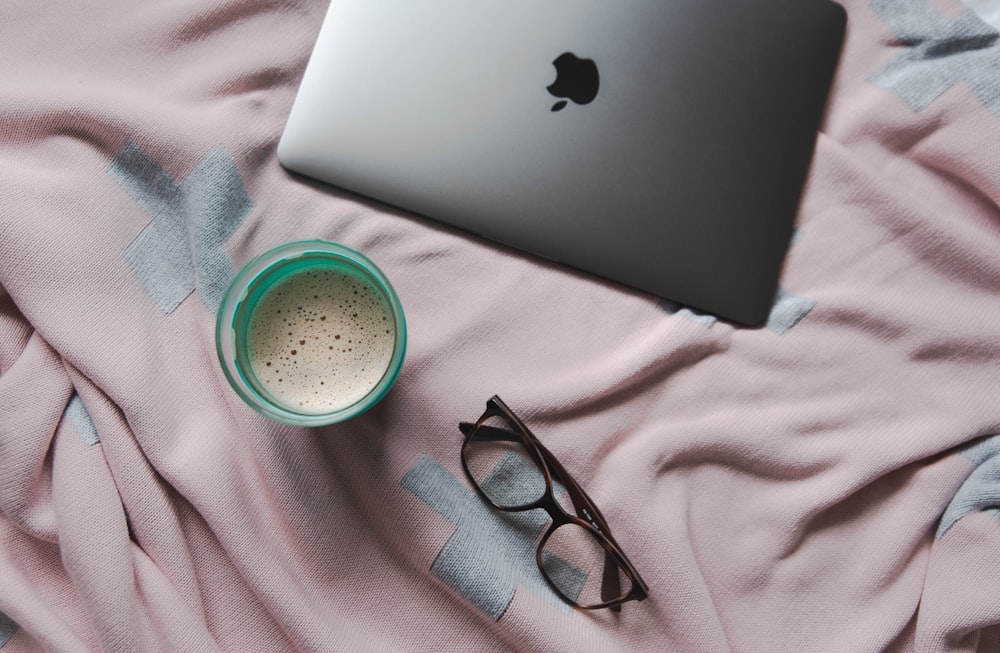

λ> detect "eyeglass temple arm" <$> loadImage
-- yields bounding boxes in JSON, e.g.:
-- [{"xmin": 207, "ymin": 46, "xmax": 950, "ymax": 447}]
[{"xmin": 460, "ymin": 420, "xmax": 625, "ymax": 607}]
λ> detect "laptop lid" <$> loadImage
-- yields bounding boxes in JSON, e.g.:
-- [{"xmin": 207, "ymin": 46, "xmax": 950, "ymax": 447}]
[{"xmin": 277, "ymin": 0, "xmax": 846, "ymax": 326}]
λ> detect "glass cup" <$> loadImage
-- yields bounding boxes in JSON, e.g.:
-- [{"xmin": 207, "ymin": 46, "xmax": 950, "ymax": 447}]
[{"xmin": 216, "ymin": 240, "xmax": 406, "ymax": 426}]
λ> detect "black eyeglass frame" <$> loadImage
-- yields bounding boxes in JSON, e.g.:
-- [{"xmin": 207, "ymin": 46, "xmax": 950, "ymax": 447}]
[{"xmin": 459, "ymin": 395, "xmax": 650, "ymax": 611}]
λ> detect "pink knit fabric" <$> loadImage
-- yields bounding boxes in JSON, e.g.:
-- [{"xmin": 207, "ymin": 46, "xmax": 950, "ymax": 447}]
[{"xmin": 2, "ymin": 0, "xmax": 1000, "ymax": 651}]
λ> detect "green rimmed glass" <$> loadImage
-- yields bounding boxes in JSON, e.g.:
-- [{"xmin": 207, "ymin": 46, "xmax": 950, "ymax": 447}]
[{"xmin": 216, "ymin": 240, "xmax": 406, "ymax": 426}]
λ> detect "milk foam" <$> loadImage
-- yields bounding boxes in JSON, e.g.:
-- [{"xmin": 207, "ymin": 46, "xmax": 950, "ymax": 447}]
[{"xmin": 246, "ymin": 265, "xmax": 395, "ymax": 414}]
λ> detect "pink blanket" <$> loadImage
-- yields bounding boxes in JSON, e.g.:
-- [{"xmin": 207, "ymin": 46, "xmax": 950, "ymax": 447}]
[{"xmin": 3, "ymin": 0, "xmax": 1000, "ymax": 650}]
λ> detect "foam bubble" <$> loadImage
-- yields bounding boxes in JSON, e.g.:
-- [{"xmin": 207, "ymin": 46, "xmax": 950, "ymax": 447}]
[{"xmin": 246, "ymin": 266, "xmax": 395, "ymax": 414}]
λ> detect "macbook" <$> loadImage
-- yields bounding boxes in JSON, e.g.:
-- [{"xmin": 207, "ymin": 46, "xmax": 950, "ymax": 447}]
[{"xmin": 278, "ymin": 0, "xmax": 846, "ymax": 325}]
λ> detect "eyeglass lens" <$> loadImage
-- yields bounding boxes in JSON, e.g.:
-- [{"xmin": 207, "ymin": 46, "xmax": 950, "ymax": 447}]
[
  {"xmin": 541, "ymin": 523, "xmax": 634, "ymax": 608},
  {"xmin": 463, "ymin": 414, "xmax": 546, "ymax": 509}
]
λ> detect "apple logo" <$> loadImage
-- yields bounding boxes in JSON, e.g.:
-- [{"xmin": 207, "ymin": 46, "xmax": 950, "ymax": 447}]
[{"xmin": 547, "ymin": 52, "xmax": 600, "ymax": 112}]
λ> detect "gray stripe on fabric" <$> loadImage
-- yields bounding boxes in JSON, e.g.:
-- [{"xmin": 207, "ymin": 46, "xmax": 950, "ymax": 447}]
[
  {"xmin": 402, "ymin": 455, "xmax": 576, "ymax": 620},
  {"xmin": 0, "ymin": 611, "xmax": 16, "ymax": 648},
  {"xmin": 870, "ymin": 0, "xmax": 1000, "ymax": 116},
  {"xmin": 938, "ymin": 434, "xmax": 1000, "ymax": 539},
  {"xmin": 766, "ymin": 288, "xmax": 816, "ymax": 335},
  {"xmin": 64, "ymin": 393, "xmax": 100, "ymax": 446},
  {"xmin": 109, "ymin": 141, "xmax": 252, "ymax": 314}
]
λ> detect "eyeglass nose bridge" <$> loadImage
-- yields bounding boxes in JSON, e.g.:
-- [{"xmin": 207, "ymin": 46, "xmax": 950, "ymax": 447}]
[{"xmin": 532, "ymin": 484, "xmax": 579, "ymax": 527}]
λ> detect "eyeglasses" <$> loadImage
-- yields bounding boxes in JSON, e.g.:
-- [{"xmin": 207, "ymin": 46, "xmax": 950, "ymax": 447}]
[{"xmin": 459, "ymin": 396, "xmax": 649, "ymax": 611}]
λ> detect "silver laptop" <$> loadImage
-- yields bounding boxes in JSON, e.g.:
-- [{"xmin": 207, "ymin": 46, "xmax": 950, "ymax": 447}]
[{"xmin": 278, "ymin": 0, "xmax": 845, "ymax": 325}]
